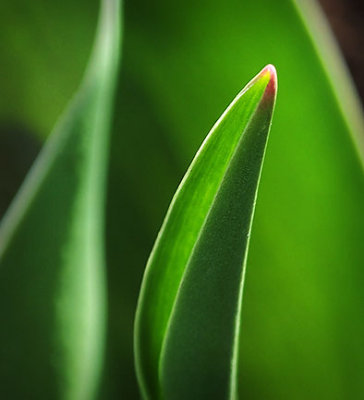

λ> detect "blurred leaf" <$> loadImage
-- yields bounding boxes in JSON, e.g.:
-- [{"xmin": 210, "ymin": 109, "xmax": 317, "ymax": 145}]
[
  {"xmin": 0, "ymin": 0, "xmax": 121, "ymax": 398},
  {"xmin": 135, "ymin": 66, "xmax": 277, "ymax": 399}
]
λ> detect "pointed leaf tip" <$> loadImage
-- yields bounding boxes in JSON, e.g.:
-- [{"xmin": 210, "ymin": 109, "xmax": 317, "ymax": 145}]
[
  {"xmin": 134, "ymin": 65, "xmax": 278, "ymax": 400},
  {"xmin": 261, "ymin": 64, "xmax": 277, "ymax": 100}
]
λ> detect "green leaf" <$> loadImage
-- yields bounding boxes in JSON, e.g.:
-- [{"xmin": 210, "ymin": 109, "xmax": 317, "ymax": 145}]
[
  {"xmin": 135, "ymin": 65, "xmax": 277, "ymax": 399},
  {"xmin": 109, "ymin": 0, "xmax": 364, "ymax": 397},
  {"xmin": 0, "ymin": 1, "xmax": 120, "ymax": 398}
]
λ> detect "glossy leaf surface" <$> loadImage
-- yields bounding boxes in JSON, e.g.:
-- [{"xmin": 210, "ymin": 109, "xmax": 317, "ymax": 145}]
[{"xmin": 135, "ymin": 66, "xmax": 277, "ymax": 399}]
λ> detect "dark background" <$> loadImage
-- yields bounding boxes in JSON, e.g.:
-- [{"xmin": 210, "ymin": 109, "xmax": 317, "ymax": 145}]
[{"xmin": 319, "ymin": 0, "xmax": 364, "ymax": 103}]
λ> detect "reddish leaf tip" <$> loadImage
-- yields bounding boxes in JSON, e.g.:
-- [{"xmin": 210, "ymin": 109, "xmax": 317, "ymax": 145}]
[{"xmin": 262, "ymin": 64, "xmax": 277, "ymax": 99}]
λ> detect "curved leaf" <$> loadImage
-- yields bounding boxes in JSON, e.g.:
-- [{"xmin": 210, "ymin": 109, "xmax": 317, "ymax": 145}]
[
  {"xmin": 0, "ymin": 0, "xmax": 121, "ymax": 398},
  {"xmin": 135, "ymin": 65, "xmax": 277, "ymax": 399},
  {"xmin": 113, "ymin": 0, "xmax": 364, "ymax": 397}
]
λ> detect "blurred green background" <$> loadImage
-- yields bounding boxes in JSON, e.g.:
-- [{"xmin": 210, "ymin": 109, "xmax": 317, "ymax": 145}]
[{"xmin": 1, "ymin": 0, "xmax": 364, "ymax": 398}]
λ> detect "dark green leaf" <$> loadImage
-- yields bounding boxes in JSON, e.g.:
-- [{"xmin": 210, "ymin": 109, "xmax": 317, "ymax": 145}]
[{"xmin": 0, "ymin": 1, "xmax": 121, "ymax": 398}]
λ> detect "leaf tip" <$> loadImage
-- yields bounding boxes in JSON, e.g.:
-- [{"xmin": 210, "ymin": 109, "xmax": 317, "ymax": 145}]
[{"xmin": 261, "ymin": 64, "xmax": 277, "ymax": 100}]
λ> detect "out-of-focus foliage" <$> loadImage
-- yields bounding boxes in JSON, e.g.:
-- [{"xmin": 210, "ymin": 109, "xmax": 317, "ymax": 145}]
[
  {"xmin": 0, "ymin": 1, "xmax": 120, "ymax": 398},
  {"xmin": 0, "ymin": 0, "xmax": 99, "ymax": 139},
  {"xmin": 1, "ymin": 0, "xmax": 364, "ymax": 399}
]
